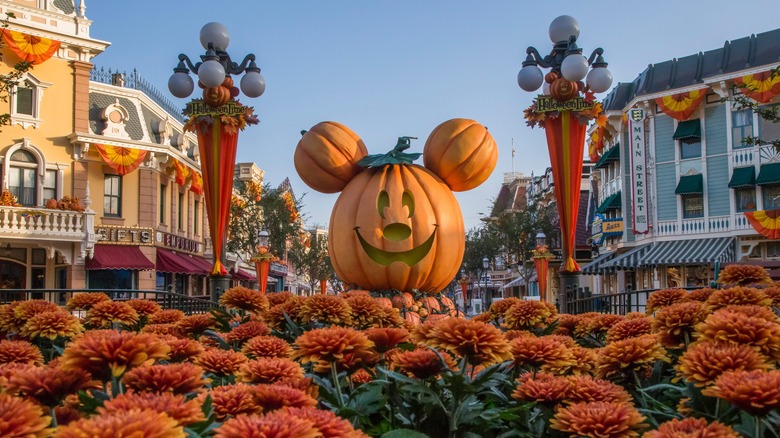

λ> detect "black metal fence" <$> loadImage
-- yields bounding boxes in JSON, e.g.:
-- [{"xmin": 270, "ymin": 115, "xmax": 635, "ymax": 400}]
[
  {"xmin": 0, "ymin": 289, "xmax": 220, "ymax": 315},
  {"xmin": 90, "ymin": 67, "xmax": 186, "ymax": 123},
  {"xmin": 563, "ymin": 287, "xmax": 704, "ymax": 315}
]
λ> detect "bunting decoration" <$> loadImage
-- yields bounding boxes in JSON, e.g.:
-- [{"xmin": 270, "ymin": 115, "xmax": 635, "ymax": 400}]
[
  {"xmin": 94, "ymin": 145, "xmax": 147, "ymax": 176},
  {"xmin": 171, "ymin": 158, "xmax": 191, "ymax": 186},
  {"xmin": 744, "ymin": 209, "xmax": 780, "ymax": 240},
  {"xmin": 190, "ymin": 172, "xmax": 203, "ymax": 195},
  {"xmin": 587, "ymin": 125, "xmax": 611, "ymax": 162},
  {"xmin": 654, "ymin": 88, "xmax": 708, "ymax": 121},
  {"xmin": 1, "ymin": 30, "xmax": 61, "ymax": 65},
  {"xmin": 737, "ymin": 70, "xmax": 780, "ymax": 104}
]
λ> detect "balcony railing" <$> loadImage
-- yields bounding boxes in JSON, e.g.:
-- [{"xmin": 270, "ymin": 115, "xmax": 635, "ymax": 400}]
[
  {"xmin": 90, "ymin": 67, "xmax": 186, "ymax": 123},
  {"xmin": 0, "ymin": 206, "xmax": 91, "ymax": 240},
  {"xmin": 0, "ymin": 289, "xmax": 220, "ymax": 315},
  {"xmin": 564, "ymin": 287, "xmax": 702, "ymax": 315}
]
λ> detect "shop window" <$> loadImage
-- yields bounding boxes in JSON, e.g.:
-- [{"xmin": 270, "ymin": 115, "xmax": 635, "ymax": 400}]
[
  {"xmin": 758, "ymin": 105, "xmax": 780, "ymax": 145},
  {"xmin": 682, "ymin": 195, "xmax": 704, "ymax": 218},
  {"xmin": 735, "ymin": 187, "xmax": 757, "ymax": 212},
  {"xmin": 763, "ymin": 184, "xmax": 780, "ymax": 210},
  {"xmin": 732, "ymin": 109, "xmax": 753, "ymax": 148},
  {"xmin": 88, "ymin": 269, "xmax": 136, "ymax": 291},
  {"xmin": 103, "ymin": 175, "xmax": 122, "ymax": 217},
  {"xmin": 767, "ymin": 241, "xmax": 780, "ymax": 258},
  {"xmin": 43, "ymin": 169, "xmax": 58, "ymax": 201},
  {"xmin": 8, "ymin": 149, "xmax": 37, "ymax": 206},
  {"xmin": 680, "ymin": 139, "xmax": 701, "ymax": 160},
  {"xmin": 159, "ymin": 184, "xmax": 167, "ymax": 224}
]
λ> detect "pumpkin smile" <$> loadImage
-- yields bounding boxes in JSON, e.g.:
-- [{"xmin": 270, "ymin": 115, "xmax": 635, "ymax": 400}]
[{"xmin": 354, "ymin": 225, "xmax": 438, "ymax": 266}]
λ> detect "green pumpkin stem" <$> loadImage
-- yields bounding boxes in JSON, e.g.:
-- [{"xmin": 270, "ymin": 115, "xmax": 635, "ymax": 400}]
[{"xmin": 357, "ymin": 136, "xmax": 421, "ymax": 168}]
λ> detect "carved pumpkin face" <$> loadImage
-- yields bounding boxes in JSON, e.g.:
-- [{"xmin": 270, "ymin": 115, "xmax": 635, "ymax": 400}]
[{"xmin": 330, "ymin": 164, "xmax": 464, "ymax": 292}]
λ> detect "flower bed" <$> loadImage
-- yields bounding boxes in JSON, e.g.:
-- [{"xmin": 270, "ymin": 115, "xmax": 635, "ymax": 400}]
[{"xmin": 0, "ymin": 283, "xmax": 778, "ymax": 437}]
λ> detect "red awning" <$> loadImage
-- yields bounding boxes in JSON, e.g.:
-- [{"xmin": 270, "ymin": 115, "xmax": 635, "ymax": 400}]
[
  {"xmin": 184, "ymin": 254, "xmax": 213, "ymax": 275},
  {"xmin": 86, "ymin": 245, "xmax": 155, "ymax": 271},
  {"xmin": 156, "ymin": 248, "xmax": 204, "ymax": 274},
  {"xmin": 232, "ymin": 269, "xmax": 256, "ymax": 281}
]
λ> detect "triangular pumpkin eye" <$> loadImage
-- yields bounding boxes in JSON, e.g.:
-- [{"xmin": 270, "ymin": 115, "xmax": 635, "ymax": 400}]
[
  {"xmin": 377, "ymin": 190, "xmax": 389, "ymax": 219},
  {"xmin": 402, "ymin": 191, "xmax": 414, "ymax": 218}
]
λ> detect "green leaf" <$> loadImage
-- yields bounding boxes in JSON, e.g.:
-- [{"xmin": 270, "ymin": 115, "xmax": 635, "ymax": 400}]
[
  {"xmin": 201, "ymin": 330, "xmax": 230, "ymax": 350},
  {"xmin": 381, "ymin": 430, "xmax": 429, "ymax": 438}
]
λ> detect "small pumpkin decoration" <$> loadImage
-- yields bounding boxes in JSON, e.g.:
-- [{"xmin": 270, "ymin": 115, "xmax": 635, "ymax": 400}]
[
  {"xmin": 424, "ymin": 313, "xmax": 449, "ymax": 324},
  {"xmin": 203, "ymin": 85, "xmax": 231, "ymax": 107},
  {"xmin": 404, "ymin": 311, "xmax": 421, "ymax": 327},
  {"xmin": 422, "ymin": 119, "xmax": 498, "ymax": 192},
  {"xmin": 45, "ymin": 198, "xmax": 58, "ymax": 209},
  {"xmin": 421, "ymin": 296, "xmax": 441, "ymax": 312},
  {"xmin": 545, "ymin": 71, "xmax": 558, "ymax": 84},
  {"xmin": 294, "ymin": 122, "xmax": 368, "ymax": 193},
  {"xmin": 374, "ymin": 296, "xmax": 393, "ymax": 310},
  {"xmin": 549, "ymin": 77, "xmax": 579, "ymax": 102},
  {"xmin": 69, "ymin": 197, "xmax": 84, "ymax": 212}
]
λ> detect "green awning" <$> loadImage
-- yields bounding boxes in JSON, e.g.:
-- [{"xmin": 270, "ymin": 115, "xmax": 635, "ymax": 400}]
[
  {"xmin": 673, "ymin": 119, "xmax": 701, "ymax": 140},
  {"xmin": 675, "ymin": 174, "xmax": 703, "ymax": 195},
  {"xmin": 728, "ymin": 166, "xmax": 756, "ymax": 188},
  {"xmin": 756, "ymin": 162, "xmax": 780, "ymax": 186},
  {"xmin": 596, "ymin": 191, "xmax": 622, "ymax": 213},
  {"xmin": 594, "ymin": 145, "xmax": 620, "ymax": 169}
]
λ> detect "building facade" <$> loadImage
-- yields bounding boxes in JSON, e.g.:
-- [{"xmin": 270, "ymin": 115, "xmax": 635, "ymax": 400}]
[{"xmin": 582, "ymin": 28, "xmax": 780, "ymax": 292}]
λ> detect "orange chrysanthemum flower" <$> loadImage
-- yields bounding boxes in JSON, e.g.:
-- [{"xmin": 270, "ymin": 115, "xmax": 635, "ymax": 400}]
[
  {"xmin": 685, "ymin": 287, "xmax": 716, "ymax": 302},
  {"xmin": 606, "ymin": 316, "xmax": 653, "ymax": 342},
  {"xmin": 175, "ymin": 313, "xmax": 215, "ymax": 338},
  {"xmin": 54, "ymin": 406, "xmax": 82, "ymax": 427},
  {"xmin": 8, "ymin": 366, "xmax": 90, "ymax": 407},
  {"xmin": 301, "ymin": 294, "xmax": 353, "ymax": 326},
  {"xmin": 215, "ymin": 412, "xmax": 318, "ymax": 438},
  {"xmin": 283, "ymin": 406, "xmax": 370, "ymax": 438},
  {"xmin": 267, "ymin": 291, "xmax": 294, "ymax": 307},
  {"xmin": 242, "ymin": 335, "xmax": 293, "ymax": 359},
  {"xmin": 372, "ymin": 306, "xmax": 405, "ymax": 328},
  {"xmin": 0, "ymin": 339, "xmax": 43, "ymax": 366},
  {"xmin": 237, "ymin": 357, "xmax": 304, "ymax": 384},
  {"xmin": 512, "ymin": 372, "xmax": 570, "ymax": 405},
  {"xmin": 194, "ymin": 348, "xmax": 248, "ymax": 377},
  {"xmin": 220, "ymin": 286, "xmax": 269, "ymax": 315},
  {"xmin": 503, "ymin": 300, "xmax": 552, "ymax": 330},
  {"xmin": 250, "ymin": 383, "xmax": 318, "ymax": 412},
  {"xmin": 345, "ymin": 295, "xmax": 386, "ymax": 328},
  {"xmin": 149, "ymin": 309, "xmax": 186, "ymax": 324},
  {"xmin": 409, "ymin": 318, "xmax": 440, "ymax": 344},
  {"xmin": 65, "ymin": 292, "xmax": 110, "ymax": 311},
  {"xmin": 553, "ymin": 313, "xmax": 580, "ymax": 337},
  {"xmin": 550, "ymin": 401, "xmax": 647, "ymax": 438},
  {"xmin": 125, "ymin": 299, "xmax": 162, "ymax": 316},
  {"xmin": 427, "ymin": 318, "xmax": 512, "ymax": 366},
  {"xmin": 717, "ymin": 264, "xmax": 772, "ymax": 287},
  {"xmin": 706, "ymin": 286, "xmax": 772, "ymax": 310},
  {"xmin": 86, "ymin": 300, "xmax": 139, "ymax": 328},
  {"xmin": 225, "ymin": 321, "xmax": 271, "ymax": 345},
  {"xmin": 0, "ymin": 393, "xmax": 51, "ymax": 438},
  {"xmin": 393, "ymin": 348, "xmax": 450, "ymax": 379},
  {"xmin": 764, "ymin": 286, "xmax": 780, "ymax": 308},
  {"xmin": 365, "ymin": 327, "xmax": 409, "ymax": 353},
  {"xmin": 101, "ymin": 392, "xmax": 205, "ymax": 426},
  {"xmin": 695, "ymin": 308, "xmax": 780, "ymax": 362},
  {"xmin": 160, "ymin": 335, "xmax": 204, "ymax": 362},
  {"xmin": 141, "ymin": 323, "xmax": 183, "ymax": 337},
  {"xmin": 488, "ymin": 297, "xmax": 522, "ymax": 320},
  {"xmin": 721, "ymin": 304, "xmax": 778, "ymax": 322},
  {"xmin": 350, "ymin": 368, "xmax": 373, "ymax": 385},
  {"xmin": 510, "ymin": 335, "xmax": 575, "ymax": 372},
  {"xmin": 122, "ymin": 362, "xmax": 205, "ymax": 394},
  {"xmin": 56, "ymin": 408, "xmax": 184, "ymax": 438},
  {"xmin": 565, "ymin": 375, "xmax": 632, "ymax": 404},
  {"xmin": 653, "ymin": 301, "xmax": 711, "ymax": 348},
  {"xmin": 579, "ymin": 313, "xmax": 624, "ymax": 338},
  {"xmin": 20, "ymin": 309, "xmax": 83, "ymax": 340},
  {"xmin": 60, "ymin": 330, "xmax": 170, "ymax": 380},
  {"xmin": 644, "ymin": 417, "xmax": 739, "ymax": 438},
  {"xmin": 552, "ymin": 346, "xmax": 598, "ymax": 376},
  {"xmin": 676, "ymin": 342, "xmax": 771, "ymax": 387},
  {"xmin": 647, "ymin": 288, "xmax": 688, "ymax": 313},
  {"xmin": 203, "ymin": 383, "xmax": 260, "ymax": 420},
  {"xmin": 597, "ymin": 334, "xmax": 668, "ymax": 380},
  {"xmin": 0, "ymin": 362, "xmax": 34, "ymax": 389},
  {"xmin": 265, "ymin": 296, "xmax": 307, "ymax": 330},
  {"xmin": 702, "ymin": 369, "xmax": 780, "ymax": 416},
  {"xmin": 292, "ymin": 326, "xmax": 375, "ymax": 373},
  {"xmin": 1, "ymin": 300, "xmax": 60, "ymax": 333}
]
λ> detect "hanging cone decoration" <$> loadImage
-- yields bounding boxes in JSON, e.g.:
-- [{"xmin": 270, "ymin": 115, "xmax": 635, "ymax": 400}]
[{"xmin": 255, "ymin": 259, "xmax": 271, "ymax": 294}]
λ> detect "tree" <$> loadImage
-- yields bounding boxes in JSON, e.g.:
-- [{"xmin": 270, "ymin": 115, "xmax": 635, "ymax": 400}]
[
  {"xmin": 462, "ymin": 227, "xmax": 501, "ymax": 279},
  {"xmin": 0, "ymin": 12, "xmax": 32, "ymax": 130},
  {"xmin": 287, "ymin": 229, "xmax": 335, "ymax": 293}
]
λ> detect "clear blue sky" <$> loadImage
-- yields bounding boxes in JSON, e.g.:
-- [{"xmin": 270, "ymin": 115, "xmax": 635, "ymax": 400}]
[{"xmin": 87, "ymin": 1, "xmax": 779, "ymax": 231}]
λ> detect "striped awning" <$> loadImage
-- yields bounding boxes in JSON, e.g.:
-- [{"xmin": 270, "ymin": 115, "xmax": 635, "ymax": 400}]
[
  {"xmin": 581, "ymin": 251, "xmax": 617, "ymax": 275},
  {"xmin": 601, "ymin": 244, "xmax": 651, "ymax": 271},
  {"xmin": 639, "ymin": 237, "xmax": 736, "ymax": 266}
]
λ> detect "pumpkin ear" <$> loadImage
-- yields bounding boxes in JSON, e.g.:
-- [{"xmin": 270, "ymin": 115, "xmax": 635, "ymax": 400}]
[
  {"xmin": 422, "ymin": 118, "xmax": 498, "ymax": 192},
  {"xmin": 294, "ymin": 121, "xmax": 369, "ymax": 193}
]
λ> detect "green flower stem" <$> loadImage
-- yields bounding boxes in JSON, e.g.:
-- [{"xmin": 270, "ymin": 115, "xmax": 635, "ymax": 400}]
[
  {"xmin": 331, "ymin": 362, "xmax": 345, "ymax": 409},
  {"xmin": 50, "ymin": 407, "xmax": 57, "ymax": 428}
]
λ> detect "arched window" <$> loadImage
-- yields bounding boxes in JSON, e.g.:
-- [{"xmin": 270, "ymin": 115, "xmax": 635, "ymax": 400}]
[{"xmin": 8, "ymin": 149, "xmax": 37, "ymax": 206}]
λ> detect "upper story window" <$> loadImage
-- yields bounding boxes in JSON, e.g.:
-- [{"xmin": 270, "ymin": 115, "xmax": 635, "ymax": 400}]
[
  {"xmin": 682, "ymin": 195, "xmax": 704, "ymax": 219},
  {"xmin": 674, "ymin": 119, "xmax": 702, "ymax": 160},
  {"xmin": 735, "ymin": 188, "xmax": 757, "ymax": 212},
  {"xmin": 43, "ymin": 169, "xmax": 57, "ymax": 201},
  {"xmin": 758, "ymin": 105, "xmax": 780, "ymax": 146},
  {"xmin": 680, "ymin": 139, "xmax": 702, "ymax": 160},
  {"xmin": 159, "ymin": 184, "xmax": 167, "ymax": 224},
  {"xmin": 763, "ymin": 184, "xmax": 780, "ymax": 210},
  {"xmin": 104, "ymin": 175, "xmax": 122, "ymax": 217},
  {"xmin": 178, "ymin": 192, "xmax": 185, "ymax": 230},
  {"xmin": 9, "ymin": 73, "xmax": 52, "ymax": 129},
  {"xmin": 8, "ymin": 150, "xmax": 37, "ymax": 206},
  {"xmin": 732, "ymin": 109, "xmax": 753, "ymax": 148}
]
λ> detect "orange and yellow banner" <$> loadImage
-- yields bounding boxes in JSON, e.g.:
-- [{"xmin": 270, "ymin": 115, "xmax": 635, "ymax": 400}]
[
  {"xmin": 94, "ymin": 145, "xmax": 147, "ymax": 176},
  {"xmin": 744, "ymin": 209, "xmax": 780, "ymax": 240},
  {"xmin": 1, "ymin": 30, "xmax": 60, "ymax": 65},
  {"xmin": 737, "ymin": 70, "xmax": 780, "ymax": 104},
  {"xmin": 171, "ymin": 158, "xmax": 191, "ymax": 186},
  {"xmin": 190, "ymin": 172, "xmax": 203, "ymax": 195},
  {"xmin": 654, "ymin": 88, "xmax": 708, "ymax": 121}
]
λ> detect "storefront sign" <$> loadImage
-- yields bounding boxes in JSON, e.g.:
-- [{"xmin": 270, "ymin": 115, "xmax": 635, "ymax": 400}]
[
  {"xmin": 96, "ymin": 226, "xmax": 153, "ymax": 245},
  {"xmin": 591, "ymin": 213, "xmax": 605, "ymax": 246},
  {"xmin": 156, "ymin": 231, "xmax": 203, "ymax": 254},
  {"xmin": 629, "ymin": 108, "xmax": 649, "ymax": 234},
  {"xmin": 603, "ymin": 218, "xmax": 624, "ymax": 236}
]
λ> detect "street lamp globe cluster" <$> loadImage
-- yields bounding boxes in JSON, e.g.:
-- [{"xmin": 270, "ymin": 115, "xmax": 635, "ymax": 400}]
[
  {"xmin": 517, "ymin": 15, "xmax": 613, "ymax": 95},
  {"xmin": 168, "ymin": 22, "xmax": 266, "ymax": 100}
]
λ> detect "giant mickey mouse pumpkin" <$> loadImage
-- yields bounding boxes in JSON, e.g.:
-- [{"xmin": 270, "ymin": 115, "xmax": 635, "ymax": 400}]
[{"xmin": 295, "ymin": 119, "xmax": 498, "ymax": 293}]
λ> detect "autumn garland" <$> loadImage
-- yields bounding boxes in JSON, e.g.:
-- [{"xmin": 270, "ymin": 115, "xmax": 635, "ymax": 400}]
[
  {"xmin": 182, "ymin": 101, "xmax": 259, "ymax": 135},
  {"xmin": 523, "ymin": 95, "xmax": 607, "ymax": 129}
]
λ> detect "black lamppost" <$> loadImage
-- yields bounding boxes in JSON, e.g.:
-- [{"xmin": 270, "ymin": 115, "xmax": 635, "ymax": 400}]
[{"xmin": 482, "ymin": 256, "xmax": 490, "ymax": 312}]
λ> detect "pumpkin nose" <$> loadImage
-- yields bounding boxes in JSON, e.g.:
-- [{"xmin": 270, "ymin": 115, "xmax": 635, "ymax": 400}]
[{"xmin": 383, "ymin": 223, "xmax": 411, "ymax": 241}]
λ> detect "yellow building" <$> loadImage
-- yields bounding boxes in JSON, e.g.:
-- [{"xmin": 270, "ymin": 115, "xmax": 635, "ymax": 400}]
[{"xmin": 0, "ymin": 0, "xmax": 214, "ymax": 298}]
